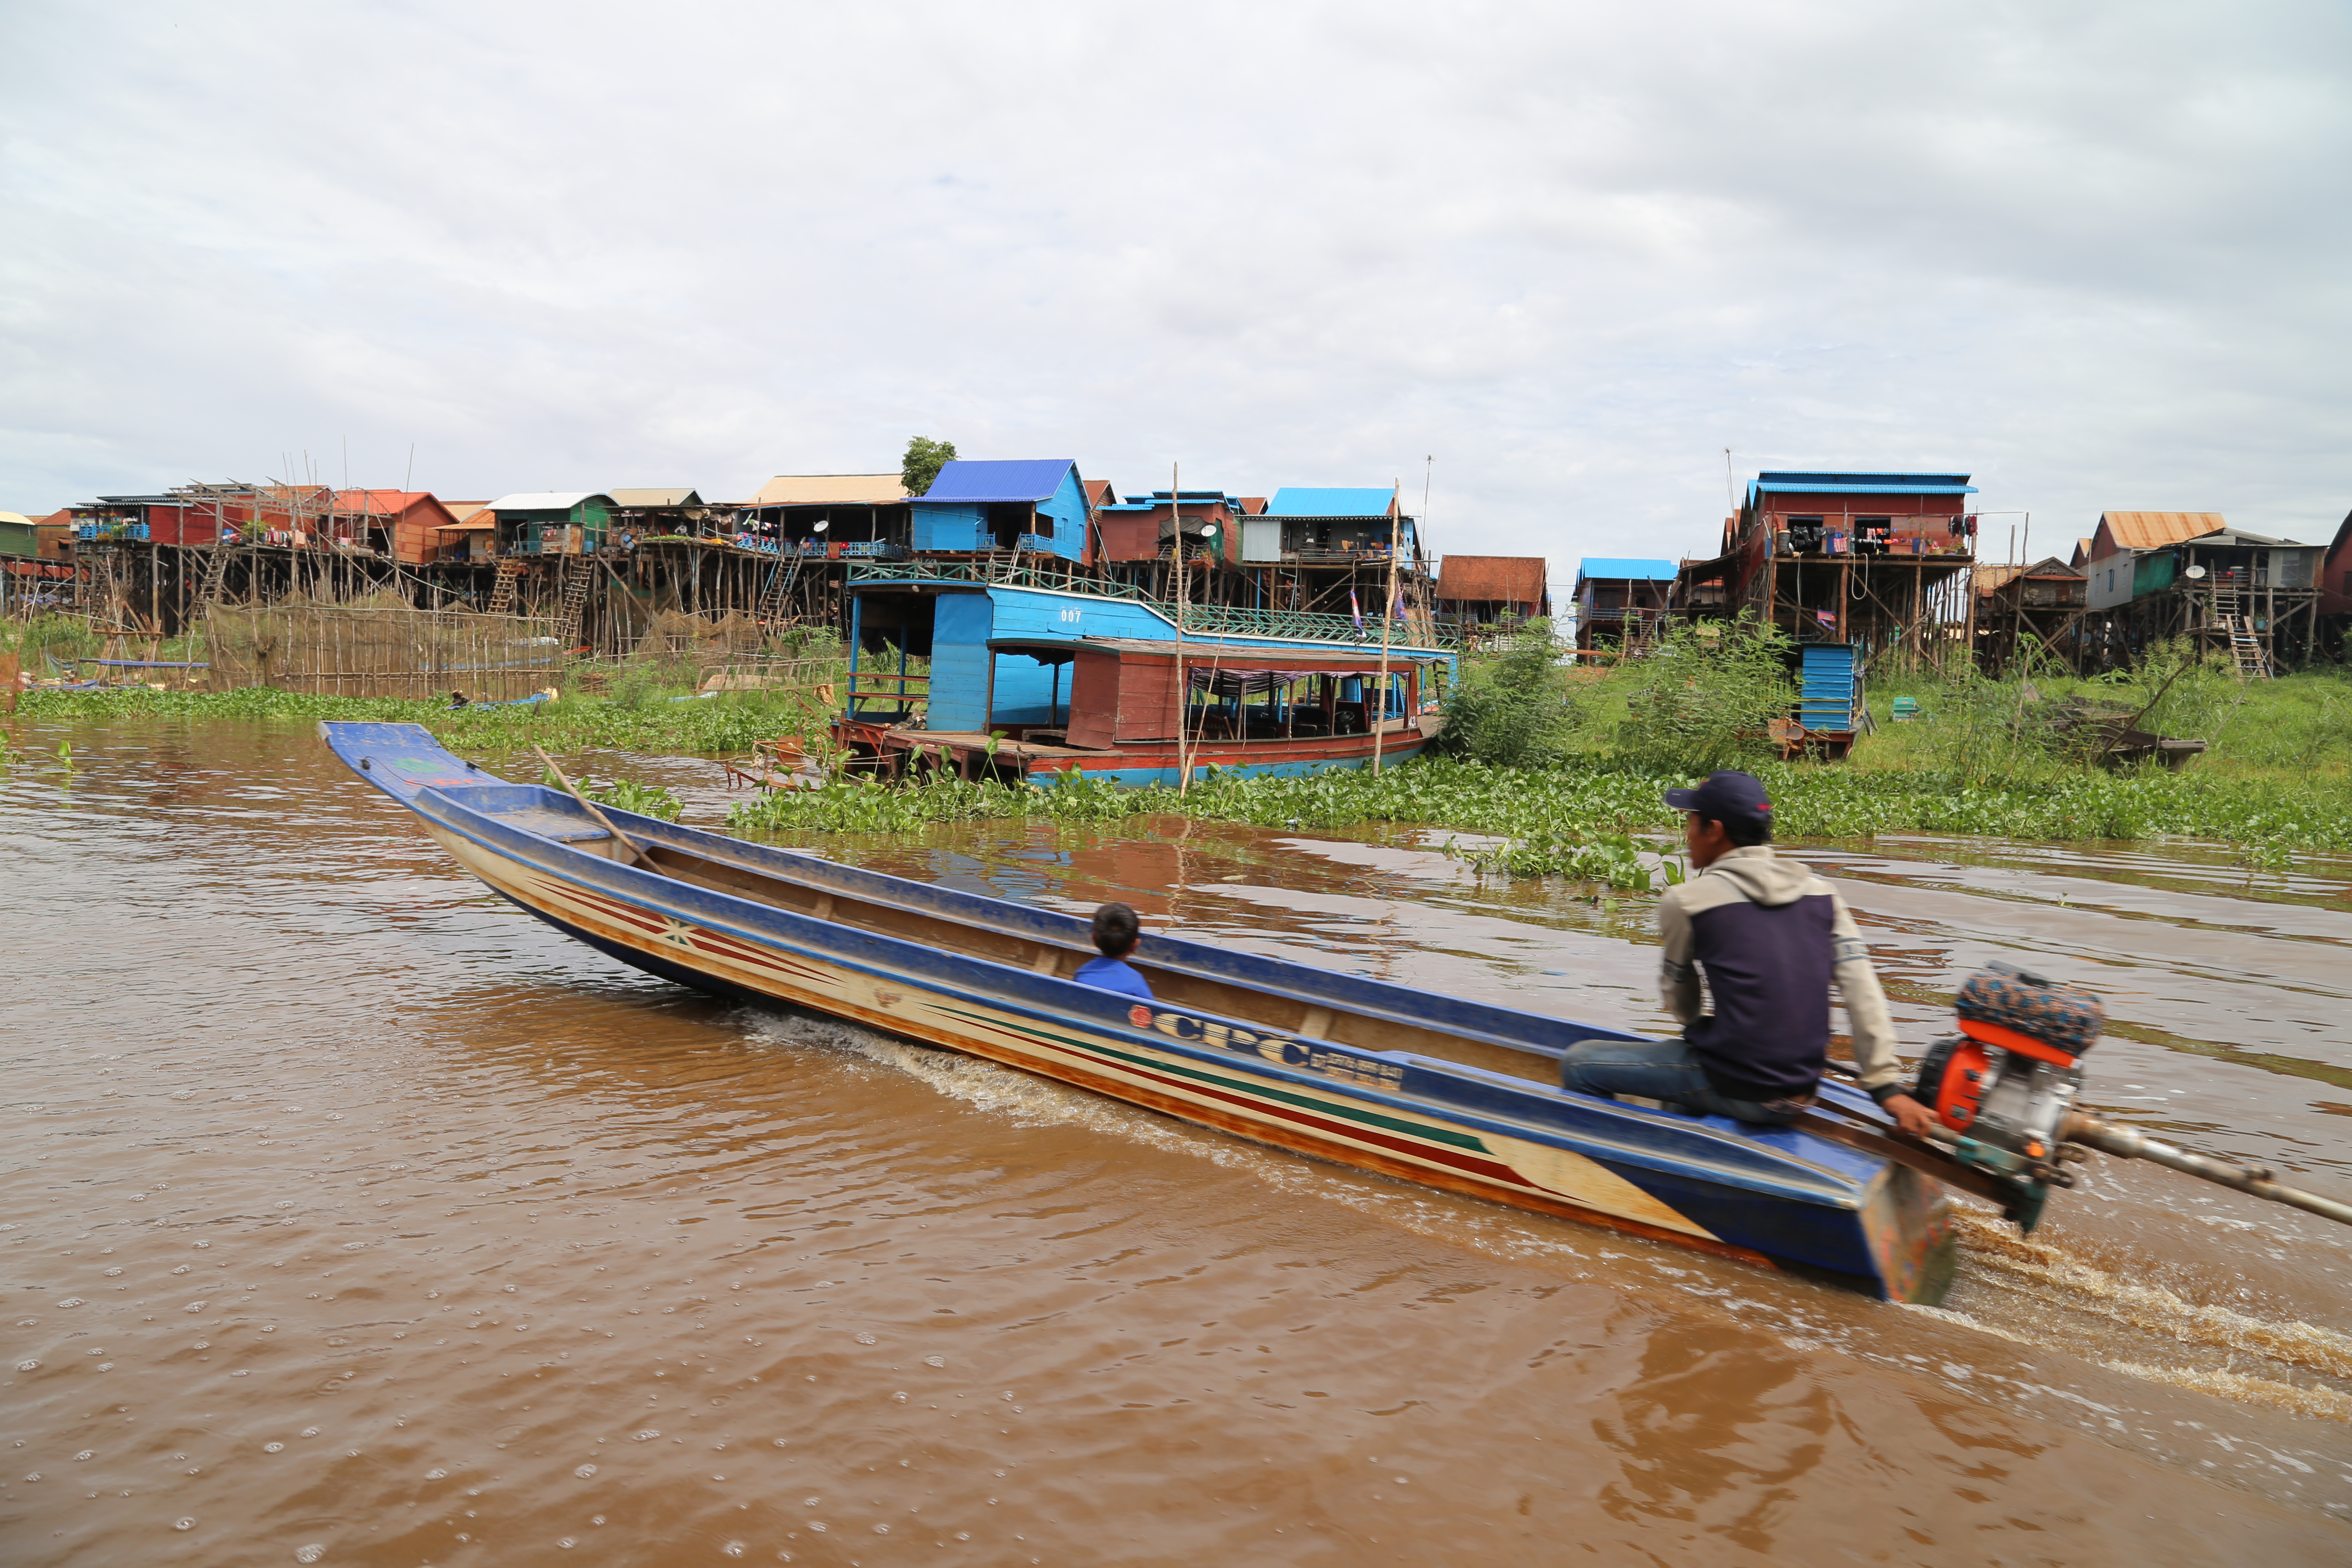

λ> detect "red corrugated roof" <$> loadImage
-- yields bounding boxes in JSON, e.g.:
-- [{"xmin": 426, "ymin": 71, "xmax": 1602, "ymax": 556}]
[{"xmin": 1438, "ymin": 556, "xmax": 1547, "ymax": 603}]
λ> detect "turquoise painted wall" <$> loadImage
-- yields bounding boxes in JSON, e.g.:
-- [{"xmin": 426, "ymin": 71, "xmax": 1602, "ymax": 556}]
[
  {"xmin": 1034, "ymin": 469, "xmax": 1087, "ymax": 562},
  {"xmin": 900, "ymin": 582, "xmax": 1454, "ymax": 730},
  {"xmin": 927, "ymin": 593, "xmax": 995, "ymax": 730},
  {"xmin": 913, "ymin": 503, "xmax": 985, "ymax": 552}
]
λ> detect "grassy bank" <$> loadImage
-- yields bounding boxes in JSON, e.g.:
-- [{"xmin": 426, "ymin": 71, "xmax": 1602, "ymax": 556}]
[
  {"xmin": 16, "ymin": 641, "xmax": 2350, "ymax": 887},
  {"xmin": 723, "ymin": 622, "xmax": 2352, "ymax": 883}
]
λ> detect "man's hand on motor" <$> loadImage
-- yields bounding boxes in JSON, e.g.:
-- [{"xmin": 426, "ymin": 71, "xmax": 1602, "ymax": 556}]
[{"xmin": 1880, "ymin": 1092, "xmax": 1938, "ymax": 1140}]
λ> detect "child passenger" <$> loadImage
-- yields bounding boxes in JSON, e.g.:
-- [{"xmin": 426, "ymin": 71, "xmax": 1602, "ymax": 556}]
[{"xmin": 1075, "ymin": 902, "xmax": 1154, "ymax": 1000}]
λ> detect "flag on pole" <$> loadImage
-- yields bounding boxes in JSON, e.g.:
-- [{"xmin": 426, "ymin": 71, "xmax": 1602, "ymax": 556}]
[
  {"xmin": 1349, "ymin": 591, "xmax": 1364, "ymax": 629},
  {"xmin": 1815, "ymin": 609, "xmax": 1838, "ymax": 629}
]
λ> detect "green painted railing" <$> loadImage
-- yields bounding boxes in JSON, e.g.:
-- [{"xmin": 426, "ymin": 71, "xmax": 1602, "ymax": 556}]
[
  {"xmin": 846, "ymin": 559, "xmax": 1447, "ymax": 654},
  {"xmin": 848, "ymin": 557, "xmax": 1148, "ymax": 598}
]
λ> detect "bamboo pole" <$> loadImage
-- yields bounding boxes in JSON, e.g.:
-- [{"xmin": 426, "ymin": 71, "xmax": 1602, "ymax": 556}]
[
  {"xmin": 533, "ymin": 745, "xmax": 657, "ymax": 869},
  {"xmin": 1173, "ymin": 462, "xmax": 1191, "ymax": 795},
  {"xmin": 1373, "ymin": 483, "xmax": 1399, "ymax": 773}
]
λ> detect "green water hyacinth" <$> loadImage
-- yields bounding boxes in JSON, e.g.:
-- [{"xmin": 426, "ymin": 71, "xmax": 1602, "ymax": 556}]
[
  {"xmin": 726, "ymin": 762, "xmax": 1685, "ymax": 891},
  {"xmin": 726, "ymin": 754, "xmax": 2352, "ymax": 887},
  {"xmin": 540, "ymin": 766, "xmax": 684, "ymax": 823}
]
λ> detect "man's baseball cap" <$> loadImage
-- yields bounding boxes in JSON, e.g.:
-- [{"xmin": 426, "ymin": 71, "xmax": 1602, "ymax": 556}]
[{"xmin": 1663, "ymin": 769, "xmax": 1773, "ymax": 827}]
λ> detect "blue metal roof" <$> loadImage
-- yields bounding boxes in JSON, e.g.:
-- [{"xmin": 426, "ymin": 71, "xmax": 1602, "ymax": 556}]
[
  {"xmin": 1578, "ymin": 557, "xmax": 1680, "ymax": 582},
  {"xmin": 1752, "ymin": 471, "xmax": 1976, "ymax": 497},
  {"xmin": 1102, "ymin": 490, "xmax": 1235, "ymax": 512},
  {"xmin": 917, "ymin": 459, "xmax": 1076, "ymax": 504},
  {"xmin": 1266, "ymin": 487, "xmax": 1396, "ymax": 518},
  {"xmin": 1756, "ymin": 483, "xmax": 1978, "ymax": 496}
]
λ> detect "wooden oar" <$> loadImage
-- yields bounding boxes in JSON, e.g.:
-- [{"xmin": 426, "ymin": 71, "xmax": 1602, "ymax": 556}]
[{"xmin": 533, "ymin": 744, "xmax": 658, "ymax": 870}]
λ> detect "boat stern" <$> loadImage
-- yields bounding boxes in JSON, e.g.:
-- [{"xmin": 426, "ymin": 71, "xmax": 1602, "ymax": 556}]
[{"xmin": 1855, "ymin": 1161, "xmax": 1958, "ymax": 1305}]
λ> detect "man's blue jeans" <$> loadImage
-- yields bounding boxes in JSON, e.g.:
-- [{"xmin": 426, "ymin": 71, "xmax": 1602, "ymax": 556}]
[{"xmin": 1559, "ymin": 1037, "xmax": 1803, "ymax": 1125}]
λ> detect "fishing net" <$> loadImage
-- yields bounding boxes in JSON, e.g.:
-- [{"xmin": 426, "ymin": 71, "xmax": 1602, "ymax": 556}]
[{"xmin": 201, "ymin": 601, "xmax": 561, "ymax": 699}]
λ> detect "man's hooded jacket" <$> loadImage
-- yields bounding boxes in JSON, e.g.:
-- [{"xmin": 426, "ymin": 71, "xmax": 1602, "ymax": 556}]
[{"xmin": 1656, "ymin": 845, "xmax": 1902, "ymax": 1102}]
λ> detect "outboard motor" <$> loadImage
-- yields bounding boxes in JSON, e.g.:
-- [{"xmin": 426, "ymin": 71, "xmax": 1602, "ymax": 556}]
[
  {"xmin": 1913, "ymin": 962, "xmax": 2102, "ymax": 1228},
  {"xmin": 1913, "ymin": 962, "xmax": 2352, "ymax": 1235}
]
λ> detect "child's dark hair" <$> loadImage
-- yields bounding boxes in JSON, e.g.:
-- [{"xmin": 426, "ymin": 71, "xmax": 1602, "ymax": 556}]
[{"xmin": 1090, "ymin": 902, "xmax": 1141, "ymax": 959}]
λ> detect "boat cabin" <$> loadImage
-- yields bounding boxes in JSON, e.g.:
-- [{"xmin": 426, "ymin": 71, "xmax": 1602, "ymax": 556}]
[
  {"xmin": 837, "ymin": 629, "xmax": 1439, "ymax": 786},
  {"xmin": 989, "ymin": 637, "xmax": 1423, "ymax": 747}
]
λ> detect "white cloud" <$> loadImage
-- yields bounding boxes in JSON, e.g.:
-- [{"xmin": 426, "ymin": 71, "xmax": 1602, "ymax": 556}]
[{"xmin": 3, "ymin": 0, "xmax": 2346, "ymax": 565}]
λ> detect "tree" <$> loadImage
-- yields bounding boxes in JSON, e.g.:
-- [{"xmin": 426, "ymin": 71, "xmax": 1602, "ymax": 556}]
[{"xmin": 900, "ymin": 437, "xmax": 957, "ymax": 497}]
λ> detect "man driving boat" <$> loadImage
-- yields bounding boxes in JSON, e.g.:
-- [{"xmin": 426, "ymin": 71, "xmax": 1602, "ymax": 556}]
[{"xmin": 1559, "ymin": 769, "xmax": 1939, "ymax": 1137}]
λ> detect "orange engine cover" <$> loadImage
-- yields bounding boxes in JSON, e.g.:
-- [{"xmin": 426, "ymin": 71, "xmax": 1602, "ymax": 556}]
[{"xmin": 1930, "ymin": 1039, "xmax": 1994, "ymax": 1133}]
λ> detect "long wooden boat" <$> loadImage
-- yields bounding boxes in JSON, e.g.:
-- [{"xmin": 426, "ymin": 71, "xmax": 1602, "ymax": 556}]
[{"xmin": 323, "ymin": 721, "xmax": 1963, "ymax": 1303}]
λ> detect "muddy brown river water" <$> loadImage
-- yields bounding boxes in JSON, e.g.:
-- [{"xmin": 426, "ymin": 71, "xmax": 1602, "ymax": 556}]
[{"xmin": 6, "ymin": 719, "xmax": 2351, "ymax": 1565}]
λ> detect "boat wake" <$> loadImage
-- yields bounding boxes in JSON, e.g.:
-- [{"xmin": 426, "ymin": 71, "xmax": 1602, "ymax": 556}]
[
  {"xmin": 741, "ymin": 1007, "xmax": 1615, "ymax": 1271},
  {"xmin": 1954, "ymin": 1212, "xmax": 2352, "ymax": 1378},
  {"xmin": 744, "ymin": 1008, "xmax": 2352, "ymax": 1424},
  {"xmin": 1937, "ymin": 1211, "xmax": 2352, "ymax": 1421}
]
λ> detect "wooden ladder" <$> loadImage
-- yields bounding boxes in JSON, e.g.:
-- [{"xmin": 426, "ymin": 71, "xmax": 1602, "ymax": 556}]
[
  {"xmin": 754, "ymin": 550, "xmax": 802, "ymax": 626},
  {"xmin": 2206, "ymin": 584, "xmax": 2270, "ymax": 679},
  {"xmin": 194, "ymin": 539, "xmax": 235, "ymax": 603},
  {"xmin": 2222, "ymin": 616, "xmax": 2271, "ymax": 679},
  {"xmin": 485, "ymin": 558, "xmax": 524, "ymax": 615},
  {"xmin": 551, "ymin": 559, "xmax": 593, "ymax": 650}
]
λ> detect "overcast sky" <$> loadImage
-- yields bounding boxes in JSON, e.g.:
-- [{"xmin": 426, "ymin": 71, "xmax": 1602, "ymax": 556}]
[{"xmin": 4, "ymin": 1, "xmax": 2348, "ymax": 580}]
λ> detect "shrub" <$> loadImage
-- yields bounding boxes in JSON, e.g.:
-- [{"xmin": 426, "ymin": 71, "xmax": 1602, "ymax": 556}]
[
  {"xmin": 1438, "ymin": 619, "xmax": 1580, "ymax": 769},
  {"xmin": 1610, "ymin": 616, "xmax": 1794, "ymax": 774}
]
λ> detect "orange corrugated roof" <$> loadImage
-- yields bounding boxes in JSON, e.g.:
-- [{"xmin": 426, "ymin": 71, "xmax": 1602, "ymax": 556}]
[
  {"xmin": 1438, "ymin": 556, "xmax": 1547, "ymax": 603},
  {"xmin": 750, "ymin": 474, "xmax": 908, "ymax": 506},
  {"xmin": 2100, "ymin": 511, "xmax": 2225, "ymax": 551},
  {"xmin": 333, "ymin": 489, "xmax": 435, "ymax": 515}
]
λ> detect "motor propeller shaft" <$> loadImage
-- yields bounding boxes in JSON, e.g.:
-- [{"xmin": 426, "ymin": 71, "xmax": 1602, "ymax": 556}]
[{"xmin": 2060, "ymin": 1112, "xmax": 2352, "ymax": 1229}]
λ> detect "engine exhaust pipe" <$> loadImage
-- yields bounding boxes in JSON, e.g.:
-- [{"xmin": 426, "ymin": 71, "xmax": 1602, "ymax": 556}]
[{"xmin": 2061, "ymin": 1112, "xmax": 2352, "ymax": 1229}]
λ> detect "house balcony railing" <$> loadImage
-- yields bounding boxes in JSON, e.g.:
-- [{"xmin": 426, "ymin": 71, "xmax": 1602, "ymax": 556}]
[
  {"xmin": 697, "ymin": 534, "xmax": 907, "ymax": 559},
  {"xmin": 1770, "ymin": 532, "xmax": 1973, "ymax": 560},
  {"xmin": 1270, "ymin": 546, "xmax": 1400, "ymax": 564}
]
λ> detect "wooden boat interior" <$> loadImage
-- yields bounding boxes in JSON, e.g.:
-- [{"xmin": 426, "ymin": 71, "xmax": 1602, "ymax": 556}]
[
  {"xmin": 429, "ymin": 769, "xmax": 1983, "ymax": 1203},
  {"xmin": 509, "ymin": 788, "xmax": 1580, "ymax": 1091},
  {"xmin": 326, "ymin": 722, "xmax": 2002, "ymax": 1305},
  {"xmin": 510, "ymin": 785, "xmax": 1985, "ymax": 1204}
]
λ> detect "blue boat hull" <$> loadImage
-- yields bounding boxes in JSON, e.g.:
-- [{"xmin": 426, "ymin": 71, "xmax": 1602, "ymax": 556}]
[{"xmin": 321, "ymin": 721, "xmax": 1956, "ymax": 1302}]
